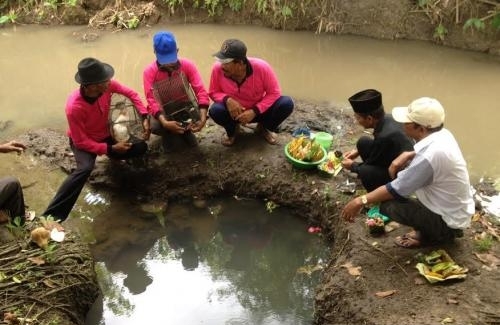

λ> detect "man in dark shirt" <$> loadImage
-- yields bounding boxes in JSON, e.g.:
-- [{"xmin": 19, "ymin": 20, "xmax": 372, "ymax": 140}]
[{"xmin": 342, "ymin": 89, "xmax": 414, "ymax": 191}]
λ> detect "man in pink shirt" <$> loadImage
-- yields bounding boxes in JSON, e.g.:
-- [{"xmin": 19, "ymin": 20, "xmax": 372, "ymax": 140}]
[
  {"xmin": 43, "ymin": 58, "xmax": 150, "ymax": 222},
  {"xmin": 209, "ymin": 39, "xmax": 294, "ymax": 146},
  {"xmin": 143, "ymin": 31, "xmax": 210, "ymax": 152}
]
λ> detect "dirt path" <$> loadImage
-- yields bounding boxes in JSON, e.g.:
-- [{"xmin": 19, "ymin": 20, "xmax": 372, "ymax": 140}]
[{"xmin": 15, "ymin": 99, "xmax": 500, "ymax": 325}]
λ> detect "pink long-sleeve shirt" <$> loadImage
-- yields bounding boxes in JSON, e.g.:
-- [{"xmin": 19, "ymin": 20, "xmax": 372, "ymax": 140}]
[
  {"xmin": 143, "ymin": 58, "xmax": 210, "ymax": 118},
  {"xmin": 208, "ymin": 57, "xmax": 281, "ymax": 114},
  {"xmin": 66, "ymin": 79, "xmax": 148, "ymax": 155}
]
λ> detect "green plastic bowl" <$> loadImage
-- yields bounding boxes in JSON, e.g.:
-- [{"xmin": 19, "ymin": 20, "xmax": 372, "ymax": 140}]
[{"xmin": 284, "ymin": 142, "xmax": 327, "ymax": 169}]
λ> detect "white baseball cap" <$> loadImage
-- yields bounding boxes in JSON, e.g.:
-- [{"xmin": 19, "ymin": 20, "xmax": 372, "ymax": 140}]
[{"xmin": 392, "ymin": 97, "xmax": 445, "ymax": 128}]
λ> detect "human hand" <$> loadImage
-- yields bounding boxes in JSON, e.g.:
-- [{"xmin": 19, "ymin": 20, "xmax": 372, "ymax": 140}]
[
  {"xmin": 112, "ymin": 142, "xmax": 132, "ymax": 153},
  {"xmin": 343, "ymin": 149, "xmax": 358, "ymax": 160},
  {"xmin": 341, "ymin": 158, "xmax": 354, "ymax": 170},
  {"xmin": 162, "ymin": 120, "xmax": 186, "ymax": 134},
  {"xmin": 236, "ymin": 109, "xmax": 255, "ymax": 125},
  {"xmin": 226, "ymin": 98, "xmax": 244, "ymax": 120},
  {"xmin": 189, "ymin": 117, "xmax": 207, "ymax": 133},
  {"xmin": 142, "ymin": 118, "xmax": 151, "ymax": 140},
  {"xmin": 0, "ymin": 140, "xmax": 27, "ymax": 154},
  {"xmin": 340, "ymin": 197, "xmax": 364, "ymax": 223},
  {"xmin": 389, "ymin": 151, "xmax": 415, "ymax": 179}
]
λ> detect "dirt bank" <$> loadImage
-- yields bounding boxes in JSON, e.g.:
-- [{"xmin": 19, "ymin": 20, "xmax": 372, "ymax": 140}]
[{"xmin": 8, "ymin": 99, "xmax": 499, "ymax": 325}]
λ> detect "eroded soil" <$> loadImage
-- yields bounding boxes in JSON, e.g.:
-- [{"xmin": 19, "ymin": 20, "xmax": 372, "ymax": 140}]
[{"xmin": 14, "ymin": 99, "xmax": 500, "ymax": 325}]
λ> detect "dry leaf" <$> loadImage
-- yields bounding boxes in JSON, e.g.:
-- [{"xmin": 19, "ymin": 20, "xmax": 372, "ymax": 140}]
[
  {"xmin": 341, "ymin": 262, "xmax": 362, "ymax": 276},
  {"xmin": 440, "ymin": 317, "xmax": 454, "ymax": 324},
  {"xmin": 474, "ymin": 253, "xmax": 500, "ymax": 269},
  {"xmin": 447, "ymin": 298, "xmax": 458, "ymax": 304},
  {"xmin": 43, "ymin": 279, "xmax": 57, "ymax": 288},
  {"xmin": 3, "ymin": 312, "xmax": 20, "ymax": 325},
  {"xmin": 27, "ymin": 257, "xmax": 45, "ymax": 266},
  {"xmin": 374, "ymin": 290, "xmax": 397, "ymax": 298}
]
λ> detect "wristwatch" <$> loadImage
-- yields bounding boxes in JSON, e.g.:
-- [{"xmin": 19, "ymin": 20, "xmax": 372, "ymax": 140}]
[{"xmin": 360, "ymin": 194, "xmax": 368, "ymax": 205}]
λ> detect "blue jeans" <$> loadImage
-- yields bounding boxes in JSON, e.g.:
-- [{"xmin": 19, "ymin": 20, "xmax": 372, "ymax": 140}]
[{"xmin": 208, "ymin": 96, "xmax": 294, "ymax": 137}]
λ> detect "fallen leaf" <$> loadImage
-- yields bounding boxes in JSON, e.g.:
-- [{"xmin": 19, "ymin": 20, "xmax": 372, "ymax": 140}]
[
  {"xmin": 12, "ymin": 276, "xmax": 22, "ymax": 284},
  {"xmin": 341, "ymin": 262, "xmax": 362, "ymax": 276},
  {"xmin": 3, "ymin": 312, "xmax": 20, "ymax": 325},
  {"xmin": 374, "ymin": 290, "xmax": 397, "ymax": 298},
  {"xmin": 447, "ymin": 298, "xmax": 458, "ymax": 304},
  {"xmin": 440, "ymin": 317, "xmax": 454, "ymax": 324},
  {"xmin": 43, "ymin": 279, "xmax": 57, "ymax": 288},
  {"xmin": 27, "ymin": 257, "xmax": 45, "ymax": 266},
  {"xmin": 474, "ymin": 253, "xmax": 500, "ymax": 269}
]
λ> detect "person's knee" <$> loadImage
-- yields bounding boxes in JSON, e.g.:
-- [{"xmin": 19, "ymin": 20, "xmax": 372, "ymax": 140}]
[
  {"xmin": 2, "ymin": 176, "xmax": 21, "ymax": 190},
  {"xmin": 356, "ymin": 136, "xmax": 374, "ymax": 152},
  {"xmin": 208, "ymin": 103, "xmax": 226, "ymax": 120},
  {"xmin": 134, "ymin": 141, "xmax": 148, "ymax": 155}
]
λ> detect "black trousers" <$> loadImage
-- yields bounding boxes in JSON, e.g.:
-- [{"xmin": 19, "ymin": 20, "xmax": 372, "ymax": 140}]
[
  {"xmin": 43, "ymin": 137, "xmax": 147, "ymax": 222},
  {"xmin": 0, "ymin": 176, "xmax": 25, "ymax": 219},
  {"xmin": 380, "ymin": 199, "xmax": 459, "ymax": 244},
  {"xmin": 356, "ymin": 136, "xmax": 391, "ymax": 192}
]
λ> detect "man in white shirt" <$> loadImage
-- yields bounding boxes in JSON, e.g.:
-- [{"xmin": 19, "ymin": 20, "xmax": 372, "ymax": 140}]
[{"xmin": 341, "ymin": 97, "xmax": 475, "ymax": 248}]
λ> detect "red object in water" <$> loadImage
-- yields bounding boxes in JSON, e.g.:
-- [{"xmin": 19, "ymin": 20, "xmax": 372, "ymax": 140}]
[{"xmin": 308, "ymin": 226, "xmax": 322, "ymax": 233}]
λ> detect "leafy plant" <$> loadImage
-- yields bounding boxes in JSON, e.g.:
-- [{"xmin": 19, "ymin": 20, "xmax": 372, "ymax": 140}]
[
  {"xmin": 474, "ymin": 234, "xmax": 493, "ymax": 252},
  {"xmin": 255, "ymin": 0, "xmax": 267, "ymax": 14},
  {"xmin": 43, "ymin": 242, "xmax": 58, "ymax": 263},
  {"xmin": 6, "ymin": 216, "xmax": 25, "ymax": 238},
  {"xmin": 43, "ymin": 0, "xmax": 59, "ymax": 11},
  {"xmin": 126, "ymin": 15, "xmax": 139, "ymax": 29},
  {"xmin": 433, "ymin": 23, "xmax": 447, "ymax": 41},
  {"xmin": 228, "ymin": 0, "xmax": 244, "ymax": 11},
  {"xmin": 0, "ymin": 10, "xmax": 17, "ymax": 24},
  {"xmin": 463, "ymin": 18, "xmax": 486, "ymax": 32},
  {"xmin": 265, "ymin": 200, "xmax": 279, "ymax": 213},
  {"xmin": 63, "ymin": 0, "xmax": 78, "ymax": 6}
]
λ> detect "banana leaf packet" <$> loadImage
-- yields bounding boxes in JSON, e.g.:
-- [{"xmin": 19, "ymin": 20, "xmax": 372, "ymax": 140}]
[{"xmin": 415, "ymin": 249, "xmax": 468, "ymax": 284}]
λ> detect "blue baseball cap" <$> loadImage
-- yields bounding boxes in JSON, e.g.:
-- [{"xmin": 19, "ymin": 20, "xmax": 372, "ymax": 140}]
[{"xmin": 153, "ymin": 31, "xmax": 178, "ymax": 65}]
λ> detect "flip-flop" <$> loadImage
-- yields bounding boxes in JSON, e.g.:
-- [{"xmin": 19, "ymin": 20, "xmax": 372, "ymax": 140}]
[
  {"xmin": 394, "ymin": 235, "xmax": 422, "ymax": 248},
  {"xmin": 262, "ymin": 129, "xmax": 278, "ymax": 145},
  {"xmin": 403, "ymin": 230, "xmax": 420, "ymax": 240},
  {"xmin": 221, "ymin": 135, "xmax": 235, "ymax": 147}
]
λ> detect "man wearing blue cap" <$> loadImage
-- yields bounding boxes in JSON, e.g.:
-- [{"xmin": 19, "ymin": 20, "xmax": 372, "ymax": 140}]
[
  {"xmin": 143, "ymin": 31, "xmax": 210, "ymax": 152},
  {"xmin": 342, "ymin": 89, "xmax": 413, "ymax": 191}
]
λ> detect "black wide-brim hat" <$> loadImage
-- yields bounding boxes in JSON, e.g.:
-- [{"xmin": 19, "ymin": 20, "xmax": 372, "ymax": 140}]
[
  {"xmin": 348, "ymin": 89, "xmax": 383, "ymax": 114},
  {"xmin": 74, "ymin": 57, "xmax": 115, "ymax": 85}
]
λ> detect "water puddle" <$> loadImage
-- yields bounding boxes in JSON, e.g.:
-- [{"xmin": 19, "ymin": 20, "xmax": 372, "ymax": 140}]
[{"xmin": 81, "ymin": 197, "xmax": 329, "ymax": 325}]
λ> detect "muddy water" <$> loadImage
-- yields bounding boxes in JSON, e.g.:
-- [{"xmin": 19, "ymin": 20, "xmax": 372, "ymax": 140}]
[
  {"xmin": 81, "ymin": 198, "xmax": 329, "ymax": 325},
  {"xmin": 1, "ymin": 24, "xmax": 500, "ymax": 180}
]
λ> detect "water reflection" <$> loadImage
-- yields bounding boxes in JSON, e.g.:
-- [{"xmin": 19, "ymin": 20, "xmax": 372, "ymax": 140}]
[{"xmin": 85, "ymin": 197, "xmax": 329, "ymax": 325}]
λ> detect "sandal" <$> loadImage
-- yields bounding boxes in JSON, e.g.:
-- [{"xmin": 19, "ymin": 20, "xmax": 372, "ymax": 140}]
[
  {"xmin": 221, "ymin": 135, "xmax": 236, "ymax": 147},
  {"xmin": 404, "ymin": 230, "xmax": 420, "ymax": 240},
  {"xmin": 394, "ymin": 235, "xmax": 422, "ymax": 248},
  {"xmin": 262, "ymin": 128, "xmax": 278, "ymax": 145}
]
